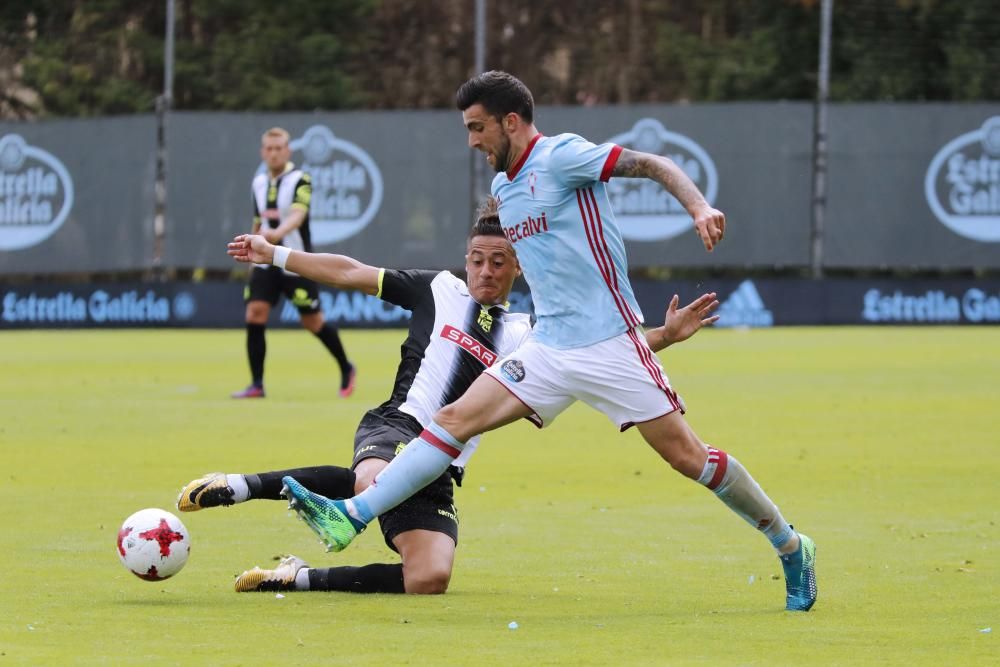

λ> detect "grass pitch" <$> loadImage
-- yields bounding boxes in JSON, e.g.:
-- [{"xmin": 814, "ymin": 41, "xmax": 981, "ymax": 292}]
[{"xmin": 1, "ymin": 327, "xmax": 996, "ymax": 665}]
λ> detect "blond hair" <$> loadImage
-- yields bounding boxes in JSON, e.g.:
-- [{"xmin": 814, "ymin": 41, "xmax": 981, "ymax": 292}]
[{"xmin": 261, "ymin": 127, "xmax": 290, "ymax": 145}]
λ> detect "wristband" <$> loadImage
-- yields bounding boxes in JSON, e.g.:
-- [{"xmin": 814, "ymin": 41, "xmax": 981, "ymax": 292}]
[{"xmin": 272, "ymin": 246, "xmax": 291, "ymax": 270}]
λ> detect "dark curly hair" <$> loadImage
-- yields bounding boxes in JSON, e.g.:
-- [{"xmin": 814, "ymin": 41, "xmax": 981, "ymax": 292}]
[
  {"xmin": 456, "ymin": 71, "xmax": 534, "ymax": 124},
  {"xmin": 469, "ymin": 195, "xmax": 504, "ymax": 239}
]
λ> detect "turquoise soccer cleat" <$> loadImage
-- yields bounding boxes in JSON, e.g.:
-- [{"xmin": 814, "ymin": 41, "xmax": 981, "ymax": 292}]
[
  {"xmin": 780, "ymin": 531, "xmax": 818, "ymax": 611},
  {"xmin": 281, "ymin": 476, "xmax": 366, "ymax": 552}
]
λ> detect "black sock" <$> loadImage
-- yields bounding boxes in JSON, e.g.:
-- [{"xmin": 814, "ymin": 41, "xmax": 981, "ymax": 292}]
[
  {"xmin": 246, "ymin": 323, "xmax": 266, "ymax": 386},
  {"xmin": 314, "ymin": 324, "xmax": 350, "ymax": 376},
  {"xmin": 308, "ymin": 564, "xmax": 405, "ymax": 593},
  {"xmin": 246, "ymin": 466, "xmax": 357, "ymax": 500}
]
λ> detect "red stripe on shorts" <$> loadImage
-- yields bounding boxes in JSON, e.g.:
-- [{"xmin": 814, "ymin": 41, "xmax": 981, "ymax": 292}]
[{"xmin": 626, "ymin": 328, "xmax": 680, "ymax": 411}]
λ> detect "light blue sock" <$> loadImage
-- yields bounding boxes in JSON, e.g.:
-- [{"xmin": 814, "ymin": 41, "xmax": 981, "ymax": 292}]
[
  {"xmin": 699, "ymin": 447, "xmax": 795, "ymax": 552},
  {"xmin": 350, "ymin": 421, "xmax": 465, "ymax": 523}
]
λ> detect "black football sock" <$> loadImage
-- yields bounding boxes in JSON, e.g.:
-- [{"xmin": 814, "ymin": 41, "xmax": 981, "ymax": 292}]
[
  {"xmin": 308, "ymin": 564, "xmax": 405, "ymax": 593},
  {"xmin": 314, "ymin": 324, "xmax": 351, "ymax": 375},
  {"xmin": 245, "ymin": 466, "xmax": 357, "ymax": 501},
  {"xmin": 246, "ymin": 323, "xmax": 266, "ymax": 387}
]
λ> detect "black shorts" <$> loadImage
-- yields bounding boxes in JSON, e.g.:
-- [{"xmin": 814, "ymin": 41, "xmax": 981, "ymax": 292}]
[
  {"xmin": 244, "ymin": 265, "xmax": 321, "ymax": 314},
  {"xmin": 352, "ymin": 409, "xmax": 459, "ymax": 552}
]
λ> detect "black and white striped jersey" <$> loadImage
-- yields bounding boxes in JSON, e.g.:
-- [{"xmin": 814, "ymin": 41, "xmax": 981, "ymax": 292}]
[
  {"xmin": 251, "ymin": 163, "xmax": 312, "ymax": 273},
  {"xmin": 372, "ymin": 269, "xmax": 532, "ymax": 467}
]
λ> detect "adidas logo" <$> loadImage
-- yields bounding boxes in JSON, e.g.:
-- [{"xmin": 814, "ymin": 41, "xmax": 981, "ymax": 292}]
[{"xmin": 717, "ymin": 280, "xmax": 774, "ymax": 328}]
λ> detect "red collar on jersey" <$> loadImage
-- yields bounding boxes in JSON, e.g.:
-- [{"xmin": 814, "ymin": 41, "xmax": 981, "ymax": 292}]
[{"xmin": 506, "ymin": 133, "xmax": 543, "ymax": 181}]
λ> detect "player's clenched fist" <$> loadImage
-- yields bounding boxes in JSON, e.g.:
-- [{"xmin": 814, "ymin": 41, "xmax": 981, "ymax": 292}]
[{"xmin": 692, "ymin": 205, "xmax": 726, "ymax": 252}]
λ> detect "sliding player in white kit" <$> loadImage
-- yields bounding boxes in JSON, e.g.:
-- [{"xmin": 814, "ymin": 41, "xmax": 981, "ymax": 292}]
[
  {"xmin": 194, "ymin": 198, "xmax": 718, "ymax": 595},
  {"xmin": 283, "ymin": 71, "xmax": 817, "ymax": 612}
]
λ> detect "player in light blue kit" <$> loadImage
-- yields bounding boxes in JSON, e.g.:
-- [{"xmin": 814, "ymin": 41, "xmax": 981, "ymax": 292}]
[{"xmin": 283, "ymin": 71, "xmax": 817, "ymax": 612}]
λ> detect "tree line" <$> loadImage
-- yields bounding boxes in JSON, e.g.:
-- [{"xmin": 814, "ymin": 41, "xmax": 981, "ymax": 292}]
[{"xmin": 1, "ymin": 0, "xmax": 997, "ymax": 119}]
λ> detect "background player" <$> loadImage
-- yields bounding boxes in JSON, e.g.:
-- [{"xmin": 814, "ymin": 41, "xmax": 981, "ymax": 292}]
[
  {"xmin": 282, "ymin": 71, "xmax": 818, "ymax": 613},
  {"xmin": 233, "ymin": 126, "xmax": 355, "ymax": 399}
]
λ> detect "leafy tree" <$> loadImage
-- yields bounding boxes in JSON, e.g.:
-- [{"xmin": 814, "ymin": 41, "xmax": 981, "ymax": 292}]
[
  {"xmin": 653, "ymin": 1, "xmax": 818, "ymax": 101},
  {"xmin": 0, "ymin": 0, "xmax": 996, "ymax": 119},
  {"xmin": 174, "ymin": 0, "xmax": 375, "ymax": 110},
  {"xmin": 4, "ymin": 1, "xmax": 159, "ymax": 116}
]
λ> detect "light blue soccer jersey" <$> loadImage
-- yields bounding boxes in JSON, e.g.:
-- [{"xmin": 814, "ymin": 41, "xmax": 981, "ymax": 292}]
[{"xmin": 492, "ymin": 133, "xmax": 643, "ymax": 349}]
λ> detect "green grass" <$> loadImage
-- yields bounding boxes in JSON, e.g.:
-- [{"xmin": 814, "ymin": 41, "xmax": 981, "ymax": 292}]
[{"xmin": 1, "ymin": 327, "xmax": 997, "ymax": 665}]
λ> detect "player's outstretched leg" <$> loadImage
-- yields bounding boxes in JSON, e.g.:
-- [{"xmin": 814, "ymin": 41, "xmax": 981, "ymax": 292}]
[
  {"xmin": 780, "ymin": 531, "xmax": 817, "ymax": 611},
  {"xmin": 235, "ymin": 555, "xmax": 309, "ymax": 592},
  {"xmin": 698, "ymin": 446, "xmax": 819, "ymax": 611},
  {"xmin": 178, "ymin": 466, "xmax": 357, "ymax": 512},
  {"xmin": 282, "ymin": 476, "xmax": 367, "ymax": 552},
  {"xmin": 638, "ymin": 414, "xmax": 819, "ymax": 611},
  {"xmin": 177, "ymin": 472, "xmax": 235, "ymax": 511}
]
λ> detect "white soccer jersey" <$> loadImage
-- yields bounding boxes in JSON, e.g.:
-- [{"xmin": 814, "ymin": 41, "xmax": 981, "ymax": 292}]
[
  {"xmin": 375, "ymin": 269, "xmax": 532, "ymax": 467},
  {"xmin": 251, "ymin": 163, "xmax": 311, "ymax": 274},
  {"xmin": 492, "ymin": 133, "xmax": 642, "ymax": 349}
]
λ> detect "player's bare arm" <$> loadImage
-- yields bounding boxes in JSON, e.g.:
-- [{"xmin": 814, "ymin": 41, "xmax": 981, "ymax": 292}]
[
  {"xmin": 227, "ymin": 234, "xmax": 380, "ymax": 295},
  {"xmin": 644, "ymin": 292, "xmax": 720, "ymax": 353},
  {"xmin": 261, "ymin": 207, "xmax": 306, "ymax": 244},
  {"xmin": 612, "ymin": 148, "xmax": 726, "ymax": 252}
]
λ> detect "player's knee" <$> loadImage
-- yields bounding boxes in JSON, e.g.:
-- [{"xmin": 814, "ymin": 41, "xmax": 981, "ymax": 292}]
[
  {"xmin": 434, "ymin": 403, "xmax": 465, "ymax": 434},
  {"xmin": 399, "ymin": 539, "xmax": 454, "ymax": 595},
  {"xmin": 245, "ymin": 303, "xmax": 269, "ymax": 323},
  {"xmin": 667, "ymin": 440, "xmax": 707, "ymax": 479},
  {"xmin": 300, "ymin": 313, "xmax": 323, "ymax": 333},
  {"xmin": 667, "ymin": 455, "xmax": 701, "ymax": 479},
  {"xmin": 404, "ymin": 565, "xmax": 451, "ymax": 595},
  {"xmin": 352, "ymin": 459, "xmax": 384, "ymax": 494},
  {"xmin": 655, "ymin": 434, "xmax": 707, "ymax": 479},
  {"xmin": 353, "ymin": 476, "xmax": 371, "ymax": 495},
  {"xmin": 640, "ymin": 415, "xmax": 708, "ymax": 479}
]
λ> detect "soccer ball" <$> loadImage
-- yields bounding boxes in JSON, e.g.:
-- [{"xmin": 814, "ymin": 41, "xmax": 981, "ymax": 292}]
[{"xmin": 117, "ymin": 508, "xmax": 190, "ymax": 581}]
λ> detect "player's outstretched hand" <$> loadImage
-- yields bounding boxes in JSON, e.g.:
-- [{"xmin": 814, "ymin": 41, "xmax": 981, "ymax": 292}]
[
  {"xmin": 662, "ymin": 292, "xmax": 719, "ymax": 345},
  {"xmin": 692, "ymin": 205, "xmax": 726, "ymax": 252},
  {"xmin": 227, "ymin": 234, "xmax": 274, "ymax": 264}
]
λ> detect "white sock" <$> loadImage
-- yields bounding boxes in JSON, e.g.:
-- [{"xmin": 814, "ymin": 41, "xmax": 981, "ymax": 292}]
[
  {"xmin": 294, "ymin": 568, "xmax": 311, "ymax": 590},
  {"xmin": 227, "ymin": 474, "xmax": 250, "ymax": 503}
]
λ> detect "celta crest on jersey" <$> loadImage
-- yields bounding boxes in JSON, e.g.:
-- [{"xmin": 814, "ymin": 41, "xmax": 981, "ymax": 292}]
[
  {"xmin": 505, "ymin": 211, "xmax": 548, "ymax": 244},
  {"xmin": 440, "ymin": 324, "xmax": 498, "ymax": 366}
]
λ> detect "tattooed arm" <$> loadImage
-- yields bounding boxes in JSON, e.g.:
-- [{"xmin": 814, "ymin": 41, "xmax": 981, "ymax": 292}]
[{"xmin": 611, "ymin": 148, "xmax": 727, "ymax": 251}]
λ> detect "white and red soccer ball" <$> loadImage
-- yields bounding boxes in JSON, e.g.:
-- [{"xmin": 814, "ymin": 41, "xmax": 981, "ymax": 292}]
[{"xmin": 117, "ymin": 508, "xmax": 190, "ymax": 580}]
